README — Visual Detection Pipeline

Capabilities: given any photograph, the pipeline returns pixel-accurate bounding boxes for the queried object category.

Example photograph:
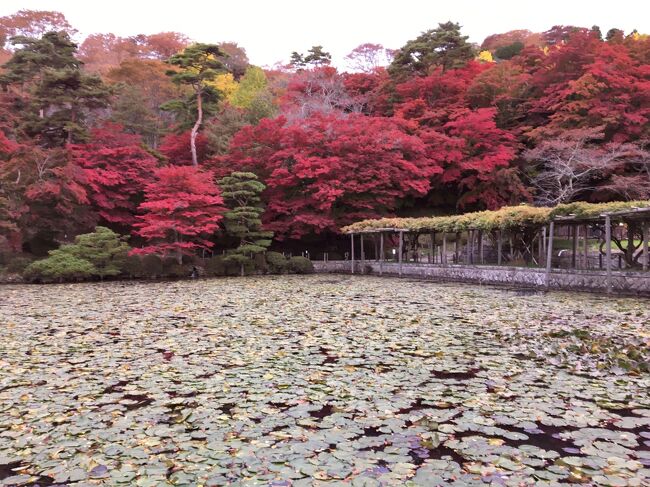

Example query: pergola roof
[343,201,650,234]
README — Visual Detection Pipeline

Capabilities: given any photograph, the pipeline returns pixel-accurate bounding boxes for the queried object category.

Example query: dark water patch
[121,393,154,410]
[102,379,129,394]
[318,347,338,364]
[503,424,583,456]
[0,461,23,480]
[363,426,383,437]
[0,463,57,486]
[220,403,236,416]
[396,398,429,415]
[409,443,465,466]
[431,368,481,380]
[310,404,334,419]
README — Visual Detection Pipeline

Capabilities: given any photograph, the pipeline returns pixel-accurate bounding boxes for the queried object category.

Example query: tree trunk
[240,262,244,277]
[190,90,203,167]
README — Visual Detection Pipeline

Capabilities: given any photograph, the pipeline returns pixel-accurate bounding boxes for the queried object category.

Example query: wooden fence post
[360,234,365,274]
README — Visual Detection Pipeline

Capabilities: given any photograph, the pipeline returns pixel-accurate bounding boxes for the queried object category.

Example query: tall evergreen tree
[0,32,111,146]
[389,21,475,79]
[218,171,272,276]
[163,43,227,166]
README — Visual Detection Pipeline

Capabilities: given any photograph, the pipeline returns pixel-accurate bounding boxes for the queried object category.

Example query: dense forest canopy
[0,10,648,261]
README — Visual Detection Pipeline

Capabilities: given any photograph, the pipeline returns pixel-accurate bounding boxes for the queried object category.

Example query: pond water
[0,275,648,486]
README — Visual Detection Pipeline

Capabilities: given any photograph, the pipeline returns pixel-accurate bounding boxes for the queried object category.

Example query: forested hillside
[0,10,648,262]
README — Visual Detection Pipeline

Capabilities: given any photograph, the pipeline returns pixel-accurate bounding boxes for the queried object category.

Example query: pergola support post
[455,232,460,264]
[643,222,650,271]
[583,224,588,269]
[605,215,612,293]
[497,230,503,266]
[360,234,365,274]
[428,232,434,264]
[350,233,355,274]
[572,225,578,269]
[478,230,484,265]
[398,231,404,276]
[379,232,384,275]
[545,221,555,288]
[442,233,447,266]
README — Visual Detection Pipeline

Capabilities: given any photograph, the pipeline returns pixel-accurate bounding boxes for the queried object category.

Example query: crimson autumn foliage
[132,165,225,262]
[70,124,158,231]
[223,114,439,239]
[159,130,210,166]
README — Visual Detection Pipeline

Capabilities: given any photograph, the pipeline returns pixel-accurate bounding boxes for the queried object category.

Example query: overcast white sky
[2,0,649,68]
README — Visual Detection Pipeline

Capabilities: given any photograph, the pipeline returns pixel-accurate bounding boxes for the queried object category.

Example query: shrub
[166,263,191,278]
[122,255,145,278]
[24,250,96,282]
[141,254,163,278]
[162,257,180,276]
[69,227,130,279]
[253,253,268,274]
[6,256,34,274]
[205,255,226,276]
[266,251,288,274]
[288,256,314,274]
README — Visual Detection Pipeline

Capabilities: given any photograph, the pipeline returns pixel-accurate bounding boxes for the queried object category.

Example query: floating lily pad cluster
[0,276,648,486]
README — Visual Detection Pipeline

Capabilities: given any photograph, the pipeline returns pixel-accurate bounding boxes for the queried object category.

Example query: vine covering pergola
[341,201,650,291]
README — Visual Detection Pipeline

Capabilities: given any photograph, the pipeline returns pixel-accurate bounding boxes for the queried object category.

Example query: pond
[0,275,648,486]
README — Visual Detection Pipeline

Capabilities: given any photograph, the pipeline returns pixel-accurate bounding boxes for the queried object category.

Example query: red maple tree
[159,130,210,166]
[132,165,225,262]
[70,124,158,231]
[223,114,439,239]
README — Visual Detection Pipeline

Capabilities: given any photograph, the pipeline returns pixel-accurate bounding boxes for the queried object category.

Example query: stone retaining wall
[312,261,650,296]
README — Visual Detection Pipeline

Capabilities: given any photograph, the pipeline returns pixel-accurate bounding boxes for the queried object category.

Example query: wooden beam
[379,232,384,275]
[468,230,474,265]
[455,232,460,264]
[350,233,355,274]
[398,231,404,276]
[478,230,484,264]
[545,221,554,288]
[428,232,433,264]
[605,215,612,293]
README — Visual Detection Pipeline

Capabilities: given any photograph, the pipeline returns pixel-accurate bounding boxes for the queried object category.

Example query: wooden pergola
[549,207,650,291]
[345,206,650,293]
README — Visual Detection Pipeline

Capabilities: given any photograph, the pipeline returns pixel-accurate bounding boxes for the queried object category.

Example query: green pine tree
[218,172,273,276]
[69,226,130,280]
[388,21,475,79]
[0,32,112,147]
[162,43,227,166]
